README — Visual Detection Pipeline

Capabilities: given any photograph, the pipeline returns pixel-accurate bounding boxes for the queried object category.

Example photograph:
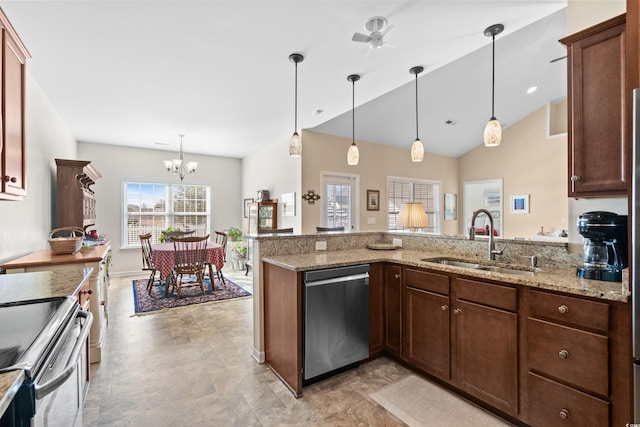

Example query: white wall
[78,142,242,275]
[0,73,77,265]
[241,138,302,233]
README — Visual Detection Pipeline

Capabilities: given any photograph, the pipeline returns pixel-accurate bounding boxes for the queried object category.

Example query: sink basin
[420,257,538,276]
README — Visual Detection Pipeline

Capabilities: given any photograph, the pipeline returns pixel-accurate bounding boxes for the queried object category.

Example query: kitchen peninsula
[254,232,632,426]
[1,244,111,363]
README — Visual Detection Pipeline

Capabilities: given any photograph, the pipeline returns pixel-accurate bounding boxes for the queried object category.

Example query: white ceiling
[2,1,567,159]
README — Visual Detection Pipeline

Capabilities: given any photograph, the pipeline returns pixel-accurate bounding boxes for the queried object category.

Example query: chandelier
[163,134,197,181]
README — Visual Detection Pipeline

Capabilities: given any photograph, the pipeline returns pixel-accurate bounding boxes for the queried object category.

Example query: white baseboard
[253,347,265,364]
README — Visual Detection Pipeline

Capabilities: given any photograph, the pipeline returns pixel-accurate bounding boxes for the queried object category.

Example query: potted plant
[228,227,243,242]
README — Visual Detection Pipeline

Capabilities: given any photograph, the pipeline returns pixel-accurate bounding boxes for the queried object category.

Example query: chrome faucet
[469,209,504,261]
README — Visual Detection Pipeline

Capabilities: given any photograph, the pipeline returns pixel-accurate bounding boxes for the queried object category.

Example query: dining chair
[171,235,209,298]
[162,229,196,242]
[139,233,161,295]
[206,230,228,285]
[316,226,345,232]
[258,227,294,234]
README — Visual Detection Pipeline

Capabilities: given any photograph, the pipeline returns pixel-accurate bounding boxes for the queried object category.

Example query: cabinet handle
[441,305,448,311]
[559,409,570,420]
[570,175,581,182]
[559,349,569,359]
[394,273,400,280]
[80,289,93,295]
[558,305,569,314]
[453,308,461,315]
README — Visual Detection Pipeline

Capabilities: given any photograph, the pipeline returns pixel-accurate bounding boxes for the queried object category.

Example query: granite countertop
[0,268,92,419]
[262,248,629,303]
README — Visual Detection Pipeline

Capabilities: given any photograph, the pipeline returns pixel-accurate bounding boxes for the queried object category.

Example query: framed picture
[444,193,457,220]
[510,194,529,214]
[367,190,380,211]
[243,198,254,218]
[282,192,296,217]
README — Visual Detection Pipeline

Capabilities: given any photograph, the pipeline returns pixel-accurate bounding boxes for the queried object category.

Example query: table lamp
[397,202,429,233]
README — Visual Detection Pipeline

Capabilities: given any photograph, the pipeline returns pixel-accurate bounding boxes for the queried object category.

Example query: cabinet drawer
[528,318,608,396]
[527,372,609,427]
[528,289,609,332]
[404,268,449,295]
[456,278,517,312]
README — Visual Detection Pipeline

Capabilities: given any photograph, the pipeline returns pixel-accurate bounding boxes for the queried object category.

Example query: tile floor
[82,267,508,427]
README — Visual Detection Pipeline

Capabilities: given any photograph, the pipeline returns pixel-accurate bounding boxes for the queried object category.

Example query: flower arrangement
[232,240,247,258]
[228,227,243,242]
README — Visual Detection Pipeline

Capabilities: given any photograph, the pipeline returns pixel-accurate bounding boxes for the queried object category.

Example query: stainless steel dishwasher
[303,264,369,381]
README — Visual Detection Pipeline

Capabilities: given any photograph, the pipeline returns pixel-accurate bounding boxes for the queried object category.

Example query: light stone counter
[262,248,629,303]
[0,370,24,422]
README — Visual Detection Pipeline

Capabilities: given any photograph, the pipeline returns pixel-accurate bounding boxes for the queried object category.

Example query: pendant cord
[352,79,355,144]
[294,61,298,132]
[415,73,419,139]
[491,33,495,118]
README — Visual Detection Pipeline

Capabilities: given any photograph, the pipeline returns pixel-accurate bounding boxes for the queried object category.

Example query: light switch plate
[315,241,327,251]
[392,238,402,247]
[367,217,376,224]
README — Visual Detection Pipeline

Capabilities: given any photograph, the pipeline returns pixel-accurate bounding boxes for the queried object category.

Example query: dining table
[151,242,225,297]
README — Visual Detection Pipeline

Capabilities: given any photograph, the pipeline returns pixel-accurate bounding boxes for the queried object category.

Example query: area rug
[369,375,510,427]
[132,276,251,315]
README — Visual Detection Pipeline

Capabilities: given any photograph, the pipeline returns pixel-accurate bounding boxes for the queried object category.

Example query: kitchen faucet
[469,209,505,260]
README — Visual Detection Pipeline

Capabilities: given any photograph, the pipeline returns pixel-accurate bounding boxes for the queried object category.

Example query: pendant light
[409,66,424,162]
[289,53,304,157]
[483,23,504,147]
[347,74,360,166]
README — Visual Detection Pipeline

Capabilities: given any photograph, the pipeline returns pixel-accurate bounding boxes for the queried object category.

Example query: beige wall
[567,0,625,33]
[0,73,77,265]
[301,130,459,235]
[459,103,568,239]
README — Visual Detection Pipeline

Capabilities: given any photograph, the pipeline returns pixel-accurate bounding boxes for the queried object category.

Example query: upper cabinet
[561,14,627,198]
[0,8,29,201]
[247,200,278,234]
[55,159,101,229]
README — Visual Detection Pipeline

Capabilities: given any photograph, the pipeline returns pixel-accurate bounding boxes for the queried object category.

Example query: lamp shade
[397,202,429,230]
[347,142,359,165]
[411,138,424,162]
[290,131,302,157]
[483,118,502,147]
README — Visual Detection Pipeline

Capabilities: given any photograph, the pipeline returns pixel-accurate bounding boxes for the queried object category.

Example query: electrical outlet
[392,238,402,247]
[315,241,327,251]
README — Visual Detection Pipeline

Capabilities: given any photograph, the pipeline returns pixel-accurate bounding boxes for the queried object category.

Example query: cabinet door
[368,263,384,357]
[562,16,627,196]
[0,26,27,199]
[383,264,402,358]
[453,299,518,415]
[404,286,450,380]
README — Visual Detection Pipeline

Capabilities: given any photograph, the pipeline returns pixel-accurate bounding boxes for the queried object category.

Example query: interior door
[321,173,358,231]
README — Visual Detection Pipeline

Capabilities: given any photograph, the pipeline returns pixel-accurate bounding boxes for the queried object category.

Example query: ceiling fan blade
[352,32,371,43]
[380,24,394,37]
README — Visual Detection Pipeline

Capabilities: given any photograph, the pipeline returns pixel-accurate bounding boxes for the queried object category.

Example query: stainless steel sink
[421,257,539,276]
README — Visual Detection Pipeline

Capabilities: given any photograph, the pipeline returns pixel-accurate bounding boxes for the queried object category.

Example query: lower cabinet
[402,268,518,416]
[368,263,384,357]
[384,264,403,358]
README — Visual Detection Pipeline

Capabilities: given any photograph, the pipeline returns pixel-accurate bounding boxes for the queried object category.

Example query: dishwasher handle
[304,272,369,287]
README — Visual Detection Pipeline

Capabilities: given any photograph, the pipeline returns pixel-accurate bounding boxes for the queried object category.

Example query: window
[387,177,441,233]
[321,172,358,231]
[123,182,210,247]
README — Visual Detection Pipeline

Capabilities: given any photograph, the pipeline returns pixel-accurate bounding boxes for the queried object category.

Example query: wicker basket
[49,227,84,255]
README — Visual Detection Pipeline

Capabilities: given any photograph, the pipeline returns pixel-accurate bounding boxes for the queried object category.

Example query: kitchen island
[254,232,631,426]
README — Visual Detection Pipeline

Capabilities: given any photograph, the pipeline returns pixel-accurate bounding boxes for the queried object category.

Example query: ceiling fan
[352,16,395,49]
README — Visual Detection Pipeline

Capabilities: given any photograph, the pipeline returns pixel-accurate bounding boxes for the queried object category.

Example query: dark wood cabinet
[248,200,278,234]
[368,263,384,357]
[383,264,402,357]
[403,268,450,380]
[561,14,627,197]
[55,159,101,229]
[0,9,29,201]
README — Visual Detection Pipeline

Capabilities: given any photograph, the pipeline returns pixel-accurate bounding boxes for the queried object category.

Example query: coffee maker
[576,211,628,282]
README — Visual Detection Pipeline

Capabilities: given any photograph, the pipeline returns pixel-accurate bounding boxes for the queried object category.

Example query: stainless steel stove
[0,296,92,427]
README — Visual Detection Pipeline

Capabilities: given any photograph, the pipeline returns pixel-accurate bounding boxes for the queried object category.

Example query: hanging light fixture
[163,134,198,182]
[483,23,504,147]
[409,65,424,162]
[347,74,360,166]
[289,53,304,157]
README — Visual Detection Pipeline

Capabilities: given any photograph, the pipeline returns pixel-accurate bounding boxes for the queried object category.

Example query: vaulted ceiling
[3,1,567,159]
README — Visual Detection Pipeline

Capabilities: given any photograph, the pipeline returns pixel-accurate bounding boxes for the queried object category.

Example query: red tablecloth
[151,242,224,278]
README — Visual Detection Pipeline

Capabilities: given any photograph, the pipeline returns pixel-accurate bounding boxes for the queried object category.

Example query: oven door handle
[35,310,93,399]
